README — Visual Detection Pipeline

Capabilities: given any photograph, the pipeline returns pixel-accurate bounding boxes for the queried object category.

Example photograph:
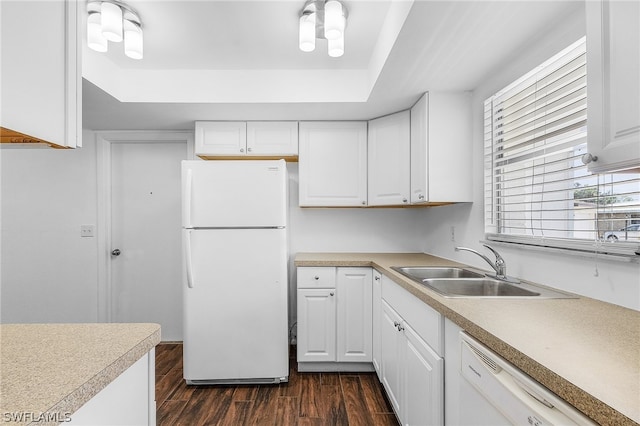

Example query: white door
[246,121,299,156]
[194,121,247,156]
[297,288,337,362]
[183,228,288,381]
[110,141,187,341]
[368,110,411,206]
[372,271,382,375]
[381,300,403,417]
[336,267,372,362]
[404,322,444,426]
[298,121,368,207]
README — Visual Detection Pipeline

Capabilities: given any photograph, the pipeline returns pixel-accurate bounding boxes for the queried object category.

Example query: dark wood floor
[155,343,399,426]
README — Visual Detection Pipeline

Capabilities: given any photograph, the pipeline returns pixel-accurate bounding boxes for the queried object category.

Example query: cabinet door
[380,301,403,417]
[410,93,429,203]
[297,288,337,362]
[195,121,247,156]
[1,0,81,148]
[246,121,298,156]
[336,268,372,362]
[403,322,444,426]
[586,0,640,173]
[372,271,382,375]
[299,121,368,206]
[410,92,472,203]
[368,111,411,206]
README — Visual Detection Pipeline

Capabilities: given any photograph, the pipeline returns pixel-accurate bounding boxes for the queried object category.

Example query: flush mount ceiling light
[299,0,348,57]
[87,0,143,59]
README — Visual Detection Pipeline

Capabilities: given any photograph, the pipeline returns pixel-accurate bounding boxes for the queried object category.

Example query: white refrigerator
[181,160,289,385]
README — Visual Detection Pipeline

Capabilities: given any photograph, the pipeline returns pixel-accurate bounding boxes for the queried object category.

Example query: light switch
[80,225,95,238]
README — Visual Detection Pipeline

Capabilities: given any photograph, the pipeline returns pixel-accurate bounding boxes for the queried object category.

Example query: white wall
[0,136,427,325]
[1,130,99,322]
[416,7,640,311]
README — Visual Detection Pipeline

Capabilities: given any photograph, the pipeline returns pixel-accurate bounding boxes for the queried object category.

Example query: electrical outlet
[80,225,95,238]
[450,226,456,242]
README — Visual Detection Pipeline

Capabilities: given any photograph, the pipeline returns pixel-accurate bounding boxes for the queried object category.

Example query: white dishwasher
[458,332,595,426]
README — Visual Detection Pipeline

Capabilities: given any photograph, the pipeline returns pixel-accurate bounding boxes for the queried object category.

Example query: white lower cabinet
[297,267,373,371]
[381,276,444,426]
[372,270,382,375]
[297,288,337,362]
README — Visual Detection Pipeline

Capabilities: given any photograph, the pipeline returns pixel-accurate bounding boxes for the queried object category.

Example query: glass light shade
[101,2,123,42]
[87,12,108,52]
[328,34,344,57]
[324,0,344,40]
[299,13,316,52]
[124,20,143,59]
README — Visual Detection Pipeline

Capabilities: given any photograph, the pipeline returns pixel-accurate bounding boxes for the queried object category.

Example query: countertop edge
[294,253,639,426]
[38,326,161,426]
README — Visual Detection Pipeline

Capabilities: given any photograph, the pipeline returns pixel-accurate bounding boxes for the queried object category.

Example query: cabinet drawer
[382,275,443,356]
[297,267,336,288]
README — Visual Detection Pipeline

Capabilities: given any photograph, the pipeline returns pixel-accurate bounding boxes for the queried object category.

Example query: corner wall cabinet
[410,92,472,203]
[297,267,373,371]
[298,122,368,207]
[0,0,81,148]
[195,121,298,160]
[368,110,411,206]
[380,275,444,425]
[586,0,640,173]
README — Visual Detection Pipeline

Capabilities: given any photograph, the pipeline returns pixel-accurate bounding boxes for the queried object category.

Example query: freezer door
[182,160,287,228]
[183,228,289,382]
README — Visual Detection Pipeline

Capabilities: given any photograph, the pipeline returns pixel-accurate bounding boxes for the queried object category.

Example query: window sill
[482,237,640,263]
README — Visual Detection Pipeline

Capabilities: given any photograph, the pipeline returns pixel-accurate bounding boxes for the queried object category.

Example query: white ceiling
[83,0,584,130]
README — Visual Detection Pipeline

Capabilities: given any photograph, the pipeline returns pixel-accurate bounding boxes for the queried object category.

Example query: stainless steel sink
[391,266,576,299]
[392,266,484,280]
[421,278,540,297]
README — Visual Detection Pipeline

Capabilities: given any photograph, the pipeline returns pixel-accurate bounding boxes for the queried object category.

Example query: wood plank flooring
[155,343,399,426]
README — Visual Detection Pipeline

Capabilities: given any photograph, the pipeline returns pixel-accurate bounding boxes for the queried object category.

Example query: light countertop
[0,323,160,426]
[295,252,640,426]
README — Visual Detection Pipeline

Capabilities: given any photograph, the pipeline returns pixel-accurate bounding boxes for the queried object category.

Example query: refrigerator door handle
[185,168,193,228]
[185,230,194,288]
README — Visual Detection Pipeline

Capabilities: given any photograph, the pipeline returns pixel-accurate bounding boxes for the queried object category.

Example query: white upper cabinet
[247,121,298,156]
[299,121,368,207]
[410,92,473,203]
[1,0,81,148]
[368,111,411,206]
[586,0,640,173]
[196,122,247,156]
[195,121,298,159]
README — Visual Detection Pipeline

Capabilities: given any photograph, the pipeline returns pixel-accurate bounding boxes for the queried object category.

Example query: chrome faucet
[455,244,520,283]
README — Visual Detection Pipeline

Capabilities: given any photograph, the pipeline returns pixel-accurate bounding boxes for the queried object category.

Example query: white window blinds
[484,37,640,258]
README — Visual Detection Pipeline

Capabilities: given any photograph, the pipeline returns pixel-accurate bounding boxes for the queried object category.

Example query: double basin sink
[391,266,575,299]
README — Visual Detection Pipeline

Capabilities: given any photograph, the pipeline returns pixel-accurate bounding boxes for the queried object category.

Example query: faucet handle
[482,244,504,264]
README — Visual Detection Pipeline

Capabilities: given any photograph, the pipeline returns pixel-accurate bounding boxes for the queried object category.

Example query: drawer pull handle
[314,276,319,280]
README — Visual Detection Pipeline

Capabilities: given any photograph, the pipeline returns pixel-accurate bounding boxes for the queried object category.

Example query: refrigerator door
[183,228,289,383]
[182,160,287,228]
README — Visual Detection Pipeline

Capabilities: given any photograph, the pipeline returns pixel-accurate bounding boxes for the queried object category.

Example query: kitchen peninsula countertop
[0,323,160,426]
[295,252,640,426]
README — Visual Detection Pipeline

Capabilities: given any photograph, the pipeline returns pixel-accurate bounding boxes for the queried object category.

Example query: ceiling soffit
[82,0,414,104]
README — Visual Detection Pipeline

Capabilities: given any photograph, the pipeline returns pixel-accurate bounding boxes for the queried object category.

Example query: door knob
[111,249,121,256]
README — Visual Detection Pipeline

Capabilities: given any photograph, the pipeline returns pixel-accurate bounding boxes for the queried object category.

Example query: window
[484,37,640,258]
